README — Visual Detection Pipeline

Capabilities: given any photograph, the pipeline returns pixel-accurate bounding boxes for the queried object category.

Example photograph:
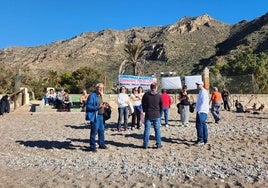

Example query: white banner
[118,75,157,90]
[161,76,182,89]
[185,75,202,90]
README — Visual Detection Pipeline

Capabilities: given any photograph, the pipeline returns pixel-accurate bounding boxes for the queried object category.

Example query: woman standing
[178,85,190,125]
[130,87,142,130]
[138,86,145,126]
[117,86,130,131]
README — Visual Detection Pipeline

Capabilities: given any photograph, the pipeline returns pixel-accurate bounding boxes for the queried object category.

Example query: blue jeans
[117,106,129,130]
[90,114,105,149]
[143,117,161,148]
[211,102,221,122]
[195,112,208,143]
[160,108,169,125]
[44,97,56,105]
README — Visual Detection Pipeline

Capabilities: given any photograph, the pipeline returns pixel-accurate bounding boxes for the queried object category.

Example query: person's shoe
[194,142,204,146]
[88,147,97,152]
[156,144,162,149]
[99,145,108,149]
[142,146,148,149]
[165,124,169,127]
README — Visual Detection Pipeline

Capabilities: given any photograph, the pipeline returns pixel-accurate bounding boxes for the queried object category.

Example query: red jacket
[161,93,172,108]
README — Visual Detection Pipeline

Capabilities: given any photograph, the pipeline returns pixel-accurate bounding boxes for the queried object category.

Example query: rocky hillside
[0,13,267,84]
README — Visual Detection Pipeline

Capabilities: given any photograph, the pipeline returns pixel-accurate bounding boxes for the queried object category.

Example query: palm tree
[119,41,145,76]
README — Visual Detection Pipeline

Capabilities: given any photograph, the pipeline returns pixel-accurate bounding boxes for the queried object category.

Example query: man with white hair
[85,83,108,152]
[195,81,209,146]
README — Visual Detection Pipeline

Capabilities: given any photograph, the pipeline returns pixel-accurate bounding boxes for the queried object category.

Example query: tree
[119,41,145,76]
[60,67,105,94]
[45,70,61,89]
[221,49,268,93]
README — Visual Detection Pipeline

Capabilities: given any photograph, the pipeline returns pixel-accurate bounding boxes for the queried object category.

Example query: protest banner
[118,75,157,90]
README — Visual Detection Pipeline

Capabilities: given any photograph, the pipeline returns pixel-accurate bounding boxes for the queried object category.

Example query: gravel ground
[0,102,267,188]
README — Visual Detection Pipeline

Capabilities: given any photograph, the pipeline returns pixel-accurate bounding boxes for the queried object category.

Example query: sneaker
[194,142,204,146]
[165,124,169,127]
[45,104,49,106]
[99,145,108,149]
[156,144,163,149]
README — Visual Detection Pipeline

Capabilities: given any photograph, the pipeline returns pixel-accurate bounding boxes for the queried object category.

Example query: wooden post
[203,67,210,92]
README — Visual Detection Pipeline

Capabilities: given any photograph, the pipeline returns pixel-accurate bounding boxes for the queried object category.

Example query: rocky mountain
[0,13,267,84]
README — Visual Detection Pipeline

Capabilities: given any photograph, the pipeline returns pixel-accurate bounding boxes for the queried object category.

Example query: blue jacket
[85,91,100,122]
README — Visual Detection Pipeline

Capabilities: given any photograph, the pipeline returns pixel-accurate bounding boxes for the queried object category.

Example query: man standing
[85,83,108,152]
[160,89,173,127]
[221,87,230,111]
[195,81,210,146]
[142,83,162,149]
[210,87,223,124]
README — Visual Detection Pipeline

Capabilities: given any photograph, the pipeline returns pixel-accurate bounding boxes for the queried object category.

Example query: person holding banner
[178,85,190,126]
[117,86,130,132]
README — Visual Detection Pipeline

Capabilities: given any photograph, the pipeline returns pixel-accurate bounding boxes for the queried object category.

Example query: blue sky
[0,0,267,49]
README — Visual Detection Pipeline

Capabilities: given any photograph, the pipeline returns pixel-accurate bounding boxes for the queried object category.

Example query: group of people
[116,86,144,132]
[42,82,234,151]
[44,88,89,112]
[85,81,218,152]
[44,88,72,112]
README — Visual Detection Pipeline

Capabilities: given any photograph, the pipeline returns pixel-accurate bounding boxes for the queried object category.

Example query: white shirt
[130,93,142,106]
[195,88,210,114]
[117,93,129,108]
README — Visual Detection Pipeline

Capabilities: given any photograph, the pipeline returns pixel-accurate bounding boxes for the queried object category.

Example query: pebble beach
[0,103,267,188]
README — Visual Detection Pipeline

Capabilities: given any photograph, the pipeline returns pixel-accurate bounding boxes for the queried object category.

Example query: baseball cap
[195,81,204,85]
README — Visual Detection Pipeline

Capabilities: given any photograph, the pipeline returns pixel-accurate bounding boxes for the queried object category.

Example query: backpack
[103,103,112,121]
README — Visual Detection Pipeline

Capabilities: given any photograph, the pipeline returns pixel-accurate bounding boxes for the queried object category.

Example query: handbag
[176,103,180,114]
[189,102,196,113]
[128,103,134,114]
[103,102,112,121]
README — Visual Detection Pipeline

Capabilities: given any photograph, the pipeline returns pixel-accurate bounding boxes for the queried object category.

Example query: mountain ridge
[0,13,267,84]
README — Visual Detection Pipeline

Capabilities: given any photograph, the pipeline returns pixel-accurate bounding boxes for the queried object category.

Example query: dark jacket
[142,91,162,119]
[0,95,10,115]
